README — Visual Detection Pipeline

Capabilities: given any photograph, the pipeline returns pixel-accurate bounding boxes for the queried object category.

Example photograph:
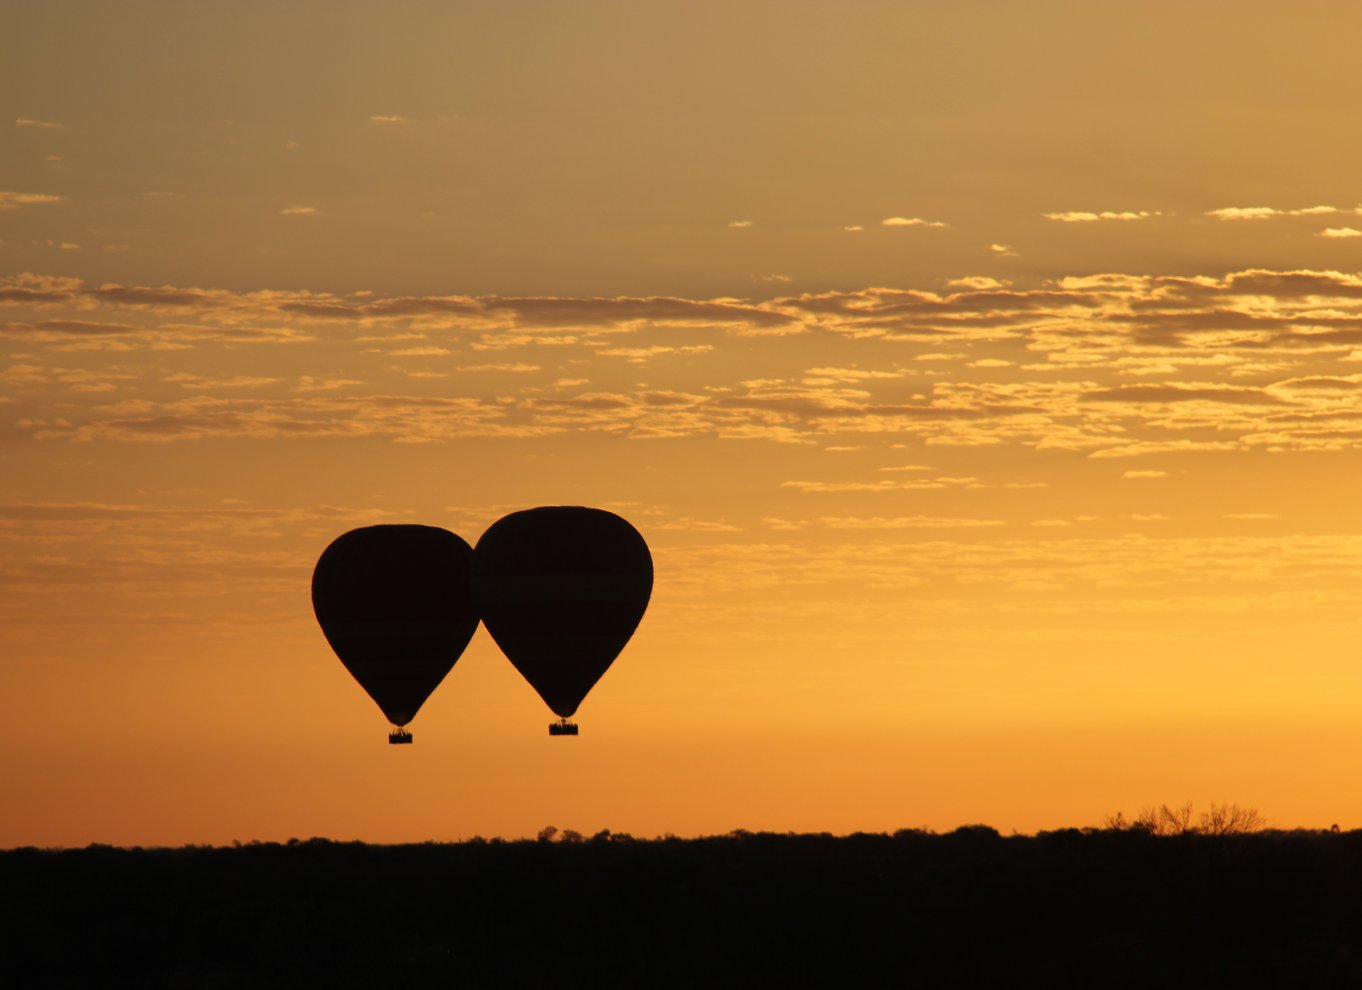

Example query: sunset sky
[6,1,1362,847]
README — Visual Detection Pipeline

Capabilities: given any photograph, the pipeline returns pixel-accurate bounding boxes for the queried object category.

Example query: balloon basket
[388,729,413,745]
[549,719,579,737]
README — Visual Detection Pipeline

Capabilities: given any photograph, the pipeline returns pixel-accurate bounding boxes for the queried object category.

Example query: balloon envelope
[312,525,479,727]
[473,506,652,719]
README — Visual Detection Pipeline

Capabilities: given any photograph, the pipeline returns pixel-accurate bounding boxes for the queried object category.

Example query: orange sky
[5,1,1362,846]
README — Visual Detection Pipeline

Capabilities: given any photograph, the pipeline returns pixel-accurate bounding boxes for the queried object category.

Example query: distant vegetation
[5,825,1362,987]
[1105,801,1268,836]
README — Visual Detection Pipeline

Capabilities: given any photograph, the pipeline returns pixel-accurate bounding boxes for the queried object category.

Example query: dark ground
[4,827,1361,988]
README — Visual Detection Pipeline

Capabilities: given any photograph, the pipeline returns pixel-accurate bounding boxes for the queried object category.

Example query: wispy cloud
[781,476,983,493]
[9,267,1362,456]
[881,216,946,228]
[947,276,1006,290]
[367,113,457,125]
[0,192,63,211]
[1320,227,1362,239]
[279,205,318,216]
[766,514,1004,529]
[1042,210,1158,222]
[15,117,63,129]
[728,220,753,228]
[387,346,450,356]
[456,363,541,373]
[1206,205,1341,220]
[597,344,714,363]
[164,373,283,390]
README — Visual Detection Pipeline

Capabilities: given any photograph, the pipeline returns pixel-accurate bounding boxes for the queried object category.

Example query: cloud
[803,367,903,382]
[13,319,144,337]
[989,243,1017,256]
[781,475,982,493]
[0,273,82,302]
[164,373,283,390]
[4,276,800,336]
[1320,228,1362,239]
[596,344,714,363]
[23,394,546,443]
[1083,384,1289,405]
[766,515,1004,529]
[456,363,541,373]
[367,113,457,126]
[295,376,363,392]
[1088,441,1240,459]
[947,277,1007,290]
[1042,211,1158,222]
[279,205,318,216]
[651,517,743,532]
[10,266,1362,456]
[1122,470,1168,479]
[881,216,946,228]
[844,225,864,232]
[488,295,799,335]
[15,117,63,129]
[1219,268,1362,298]
[1206,207,1279,220]
[728,220,753,228]
[1206,205,1341,220]
[0,192,63,211]
[387,346,451,356]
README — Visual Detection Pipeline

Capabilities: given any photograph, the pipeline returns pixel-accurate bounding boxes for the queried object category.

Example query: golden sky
[5,1,1362,846]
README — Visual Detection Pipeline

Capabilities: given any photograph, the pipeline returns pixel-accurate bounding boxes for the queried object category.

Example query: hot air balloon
[312,525,480,744]
[473,506,652,736]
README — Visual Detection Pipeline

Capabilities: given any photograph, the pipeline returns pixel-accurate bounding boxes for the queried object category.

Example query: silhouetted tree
[1106,802,1266,836]
[1147,802,1195,835]
[1198,803,1266,835]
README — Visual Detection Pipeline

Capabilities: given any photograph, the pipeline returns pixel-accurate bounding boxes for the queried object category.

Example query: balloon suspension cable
[388,728,413,745]
[549,718,579,736]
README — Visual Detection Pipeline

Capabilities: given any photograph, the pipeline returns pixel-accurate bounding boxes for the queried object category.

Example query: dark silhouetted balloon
[312,525,479,732]
[473,506,652,722]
